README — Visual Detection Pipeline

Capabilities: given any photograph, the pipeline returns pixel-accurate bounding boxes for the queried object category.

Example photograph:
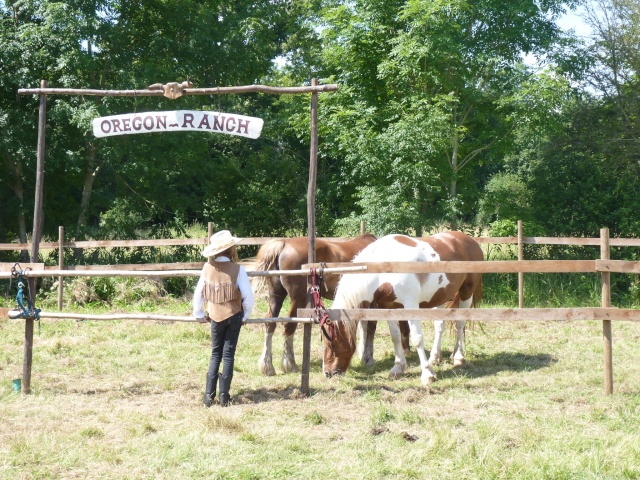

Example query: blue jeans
[205,311,243,403]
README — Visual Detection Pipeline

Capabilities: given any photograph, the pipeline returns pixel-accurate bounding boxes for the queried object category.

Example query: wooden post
[23,79,47,395]
[57,226,64,310]
[207,221,213,240]
[518,220,524,308]
[360,221,366,235]
[301,78,319,396]
[601,227,613,395]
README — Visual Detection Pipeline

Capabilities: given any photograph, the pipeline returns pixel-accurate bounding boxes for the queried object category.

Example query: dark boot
[218,373,232,406]
[203,372,217,408]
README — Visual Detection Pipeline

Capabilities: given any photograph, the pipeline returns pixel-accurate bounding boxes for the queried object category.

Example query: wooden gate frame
[16,79,338,396]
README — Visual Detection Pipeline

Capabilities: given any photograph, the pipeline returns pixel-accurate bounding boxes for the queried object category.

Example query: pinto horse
[253,233,399,376]
[322,231,483,385]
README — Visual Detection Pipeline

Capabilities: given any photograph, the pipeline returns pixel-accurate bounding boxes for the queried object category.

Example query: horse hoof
[453,358,466,367]
[388,371,404,380]
[282,363,300,374]
[360,357,375,367]
[259,362,276,377]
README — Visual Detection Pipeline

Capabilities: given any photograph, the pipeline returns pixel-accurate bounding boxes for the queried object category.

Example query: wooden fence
[2,221,640,310]
[2,223,640,396]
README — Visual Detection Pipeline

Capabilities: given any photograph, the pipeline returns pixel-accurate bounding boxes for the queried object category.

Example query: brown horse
[252,234,389,376]
[322,231,483,385]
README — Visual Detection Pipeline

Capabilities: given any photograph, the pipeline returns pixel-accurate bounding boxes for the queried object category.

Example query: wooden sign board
[93,110,263,139]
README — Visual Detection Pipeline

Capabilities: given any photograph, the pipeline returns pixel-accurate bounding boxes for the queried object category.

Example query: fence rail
[2,225,639,397]
[3,235,640,252]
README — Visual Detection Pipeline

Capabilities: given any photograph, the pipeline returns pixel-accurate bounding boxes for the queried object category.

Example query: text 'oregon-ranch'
[92,111,264,139]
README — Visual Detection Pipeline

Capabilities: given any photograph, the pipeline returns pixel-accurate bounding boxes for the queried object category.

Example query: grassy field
[2,288,640,479]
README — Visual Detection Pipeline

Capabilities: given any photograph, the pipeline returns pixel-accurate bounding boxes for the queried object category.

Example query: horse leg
[259,323,277,376]
[258,290,285,377]
[429,316,445,366]
[399,321,410,355]
[452,297,473,367]
[404,315,435,385]
[282,319,299,373]
[387,320,408,379]
[281,295,305,373]
[358,321,377,366]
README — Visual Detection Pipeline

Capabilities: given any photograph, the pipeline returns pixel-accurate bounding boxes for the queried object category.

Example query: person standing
[193,230,254,407]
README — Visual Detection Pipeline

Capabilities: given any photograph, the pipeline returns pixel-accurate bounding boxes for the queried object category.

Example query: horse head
[321,321,356,377]
[321,298,368,377]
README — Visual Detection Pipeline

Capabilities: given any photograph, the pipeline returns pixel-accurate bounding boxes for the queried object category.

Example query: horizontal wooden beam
[596,260,640,274]
[0,263,44,272]
[303,260,598,273]
[3,236,640,252]
[0,236,357,251]
[2,309,315,323]
[298,308,640,322]
[3,307,638,323]
[0,265,367,279]
[17,84,339,97]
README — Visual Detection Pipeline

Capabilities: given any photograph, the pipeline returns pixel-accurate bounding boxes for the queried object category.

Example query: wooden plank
[0,263,45,272]
[0,236,362,251]
[57,262,206,271]
[9,311,315,324]
[303,260,596,273]
[596,259,640,274]
[18,84,339,97]
[298,307,640,322]
[2,235,640,251]
[0,265,367,279]
[0,269,201,279]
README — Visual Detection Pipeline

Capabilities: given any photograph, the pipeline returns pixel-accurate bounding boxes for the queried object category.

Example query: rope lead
[9,263,41,330]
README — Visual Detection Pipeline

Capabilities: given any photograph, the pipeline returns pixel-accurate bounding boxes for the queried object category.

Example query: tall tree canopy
[2,0,639,249]
[314,0,578,235]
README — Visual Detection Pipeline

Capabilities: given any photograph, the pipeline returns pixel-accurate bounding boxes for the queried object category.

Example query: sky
[557,6,593,38]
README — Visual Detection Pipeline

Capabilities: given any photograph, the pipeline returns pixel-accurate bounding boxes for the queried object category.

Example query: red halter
[310,266,335,342]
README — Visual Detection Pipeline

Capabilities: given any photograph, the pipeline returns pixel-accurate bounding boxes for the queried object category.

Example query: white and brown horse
[253,234,410,375]
[322,231,483,385]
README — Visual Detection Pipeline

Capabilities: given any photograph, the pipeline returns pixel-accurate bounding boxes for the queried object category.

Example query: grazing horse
[253,234,386,376]
[322,231,483,385]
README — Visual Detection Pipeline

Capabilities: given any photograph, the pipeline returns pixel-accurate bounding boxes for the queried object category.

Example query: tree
[0,0,320,245]
[316,0,577,233]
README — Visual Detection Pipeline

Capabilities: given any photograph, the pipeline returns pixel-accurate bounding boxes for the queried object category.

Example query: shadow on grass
[349,349,556,383]
[231,351,557,404]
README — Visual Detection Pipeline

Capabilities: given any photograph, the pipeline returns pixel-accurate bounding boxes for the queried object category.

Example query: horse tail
[251,239,286,297]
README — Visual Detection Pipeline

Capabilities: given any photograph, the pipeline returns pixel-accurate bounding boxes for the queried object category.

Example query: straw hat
[202,230,242,258]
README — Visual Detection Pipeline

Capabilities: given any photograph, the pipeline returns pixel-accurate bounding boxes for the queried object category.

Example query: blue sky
[557,6,593,37]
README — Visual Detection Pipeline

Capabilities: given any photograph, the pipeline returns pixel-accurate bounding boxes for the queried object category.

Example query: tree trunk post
[600,227,613,396]
[302,78,319,396]
[518,220,524,309]
[23,79,47,395]
[57,226,64,310]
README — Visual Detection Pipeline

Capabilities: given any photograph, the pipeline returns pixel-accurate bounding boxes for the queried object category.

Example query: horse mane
[251,239,286,297]
[332,273,374,343]
[354,232,377,242]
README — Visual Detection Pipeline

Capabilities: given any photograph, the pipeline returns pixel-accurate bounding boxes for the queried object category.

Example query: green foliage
[1,0,640,252]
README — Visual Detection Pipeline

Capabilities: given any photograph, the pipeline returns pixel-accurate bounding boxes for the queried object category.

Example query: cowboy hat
[202,230,242,257]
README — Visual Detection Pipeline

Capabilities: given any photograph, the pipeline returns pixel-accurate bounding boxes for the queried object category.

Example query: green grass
[2,288,640,479]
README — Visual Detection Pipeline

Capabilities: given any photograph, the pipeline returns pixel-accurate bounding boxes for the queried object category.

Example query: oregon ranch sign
[92,110,264,139]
